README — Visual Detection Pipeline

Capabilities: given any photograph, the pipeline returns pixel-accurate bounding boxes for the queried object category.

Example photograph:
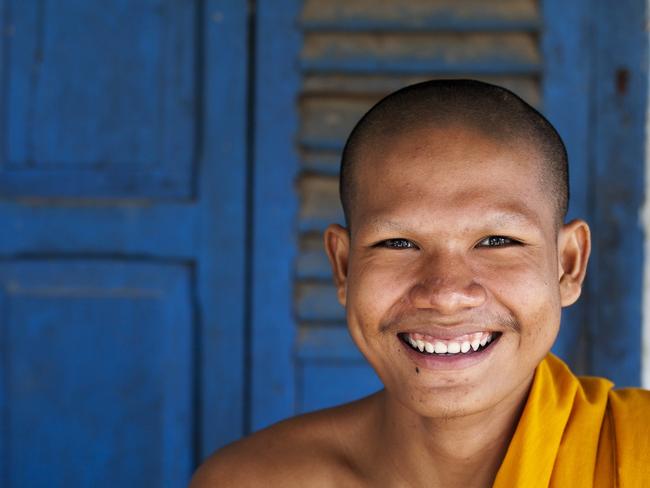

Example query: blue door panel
[0,260,193,487]
[543,0,593,371]
[0,3,250,482]
[1,0,196,198]
[298,362,382,414]
[295,327,382,414]
[586,0,646,386]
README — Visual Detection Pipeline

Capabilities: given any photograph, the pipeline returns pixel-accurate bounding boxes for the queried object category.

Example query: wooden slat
[296,282,345,322]
[300,96,377,150]
[302,32,540,75]
[296,233,332,281]
[302,0,539,32]
[298,175,342,231]
[296,325,363,360]
[302,74,540,107]
[300,79,540,152]
[301,150,341,176]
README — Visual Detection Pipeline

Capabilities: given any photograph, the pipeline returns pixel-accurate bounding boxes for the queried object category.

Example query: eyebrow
[477,209,541,228]
[366,206,541,233]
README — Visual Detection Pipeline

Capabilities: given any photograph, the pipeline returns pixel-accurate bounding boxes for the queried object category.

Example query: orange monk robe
[494,354,650,487]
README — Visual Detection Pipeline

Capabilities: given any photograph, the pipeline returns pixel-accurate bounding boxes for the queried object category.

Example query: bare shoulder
[190,395,378,488]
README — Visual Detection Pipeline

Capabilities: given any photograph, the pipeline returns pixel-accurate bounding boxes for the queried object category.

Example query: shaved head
[340,79,569,227]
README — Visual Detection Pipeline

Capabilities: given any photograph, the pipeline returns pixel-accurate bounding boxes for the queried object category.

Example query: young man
[191,80,650,487]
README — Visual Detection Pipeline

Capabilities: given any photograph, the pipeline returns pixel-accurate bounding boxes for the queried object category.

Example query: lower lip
[398,334,501,371]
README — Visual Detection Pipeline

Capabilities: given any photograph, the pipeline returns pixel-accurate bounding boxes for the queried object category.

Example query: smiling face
[325,125,590,419]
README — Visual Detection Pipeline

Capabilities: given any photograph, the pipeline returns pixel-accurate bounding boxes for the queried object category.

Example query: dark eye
[377,238,417,249]
[477,236,517,247]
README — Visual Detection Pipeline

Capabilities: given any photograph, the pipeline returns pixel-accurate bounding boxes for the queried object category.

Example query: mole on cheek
[415,367,420,374]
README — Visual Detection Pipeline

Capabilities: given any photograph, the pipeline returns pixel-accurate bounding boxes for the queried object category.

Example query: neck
[371,376,532,488]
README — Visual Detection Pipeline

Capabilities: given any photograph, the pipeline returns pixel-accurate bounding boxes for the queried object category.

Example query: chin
[393,380,501,420]
[374,352,538,422]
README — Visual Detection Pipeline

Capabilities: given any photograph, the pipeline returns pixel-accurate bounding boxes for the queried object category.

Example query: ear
[557,219,591,307]
[323,224,351,306]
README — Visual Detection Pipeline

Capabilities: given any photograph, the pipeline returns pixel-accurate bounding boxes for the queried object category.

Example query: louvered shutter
[252,0,645,429]
[297,0,548,414]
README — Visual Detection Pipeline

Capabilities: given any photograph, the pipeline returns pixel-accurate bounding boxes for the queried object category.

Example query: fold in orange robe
[493,354,650,487]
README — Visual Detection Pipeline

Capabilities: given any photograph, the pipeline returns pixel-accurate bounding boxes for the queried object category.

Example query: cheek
[482,252,560,305]
[484,259,561,344]
[348,258,412,314]
[345,258,415,357]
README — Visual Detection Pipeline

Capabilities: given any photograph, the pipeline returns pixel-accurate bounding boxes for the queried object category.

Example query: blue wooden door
[0,2,248,486]
[250,0,647,432]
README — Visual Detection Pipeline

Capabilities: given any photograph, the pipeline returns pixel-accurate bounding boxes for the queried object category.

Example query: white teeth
[407,333,496,355]
[434,341,448,354]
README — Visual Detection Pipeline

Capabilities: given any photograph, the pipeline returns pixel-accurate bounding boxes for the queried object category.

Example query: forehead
[352,125,554,230]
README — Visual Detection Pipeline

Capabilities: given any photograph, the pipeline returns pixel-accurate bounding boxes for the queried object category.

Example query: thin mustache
[379,311,521,334]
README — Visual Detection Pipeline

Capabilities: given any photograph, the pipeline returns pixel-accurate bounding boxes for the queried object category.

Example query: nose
[408,253,486,315]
